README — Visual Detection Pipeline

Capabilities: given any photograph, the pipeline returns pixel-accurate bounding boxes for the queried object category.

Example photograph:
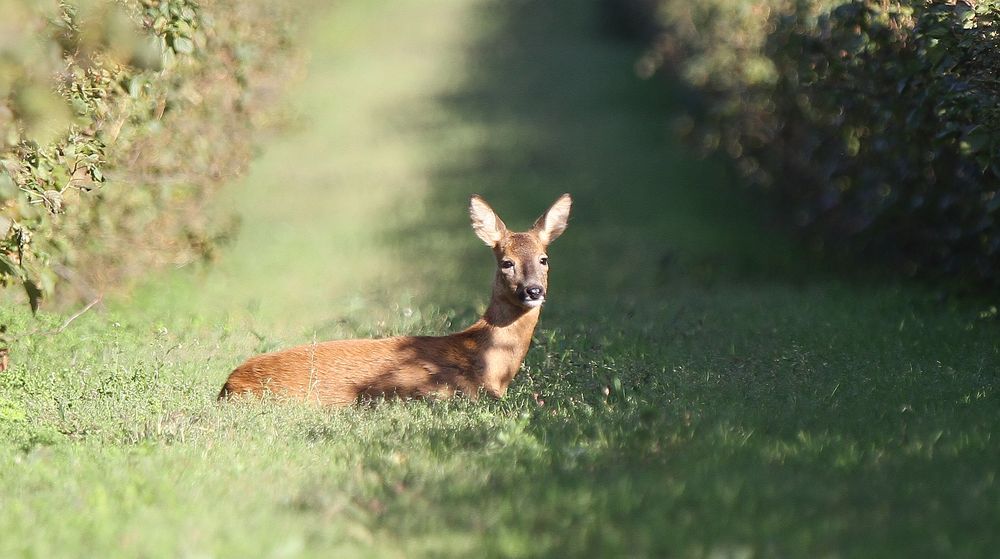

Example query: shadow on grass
[371,0,1000,556]
[391,0,824,301]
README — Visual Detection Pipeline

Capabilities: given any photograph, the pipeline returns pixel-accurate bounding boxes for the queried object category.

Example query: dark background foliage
[613,0,1000,289]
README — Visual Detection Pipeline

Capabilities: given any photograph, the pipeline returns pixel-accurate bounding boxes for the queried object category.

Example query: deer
[218,193,572,406]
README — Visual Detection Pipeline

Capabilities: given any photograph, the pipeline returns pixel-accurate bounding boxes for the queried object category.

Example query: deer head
[469,194,572,309]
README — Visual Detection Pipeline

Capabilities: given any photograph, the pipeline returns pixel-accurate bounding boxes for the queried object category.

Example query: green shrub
[0,0,303,319]
[629,0,1000,288]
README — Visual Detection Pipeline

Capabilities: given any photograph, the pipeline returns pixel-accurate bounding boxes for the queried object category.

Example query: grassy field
[2,0,999,557]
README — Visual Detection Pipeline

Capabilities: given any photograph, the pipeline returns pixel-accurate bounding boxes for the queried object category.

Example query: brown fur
[219,194,571,406]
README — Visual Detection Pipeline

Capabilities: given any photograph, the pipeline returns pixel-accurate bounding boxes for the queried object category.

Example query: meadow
[2,0,998,556]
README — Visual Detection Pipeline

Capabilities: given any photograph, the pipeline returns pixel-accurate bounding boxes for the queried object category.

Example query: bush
[0,0,304,318]
[629,0,1000,288]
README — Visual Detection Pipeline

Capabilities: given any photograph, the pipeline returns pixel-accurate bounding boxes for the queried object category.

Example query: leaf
[71,97,89,116]
[0,254,23,280]
[172,36,194,55]
[36,266,56,295]
[128,77,142,98]
[23,279,42,313]
[925,25,951,39]
[962,126,991,155]
[0,173,16,200]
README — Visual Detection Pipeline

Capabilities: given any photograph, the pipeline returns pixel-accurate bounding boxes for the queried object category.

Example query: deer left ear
[470,195,508,247]
[532,193,572,245]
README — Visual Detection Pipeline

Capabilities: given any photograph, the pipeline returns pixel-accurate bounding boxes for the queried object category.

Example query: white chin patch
[523,298,544,308]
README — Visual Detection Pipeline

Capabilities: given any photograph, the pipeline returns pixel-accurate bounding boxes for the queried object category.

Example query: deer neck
[463,278,541,393]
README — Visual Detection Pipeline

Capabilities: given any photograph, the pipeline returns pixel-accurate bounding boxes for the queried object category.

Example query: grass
[2,0,999,556]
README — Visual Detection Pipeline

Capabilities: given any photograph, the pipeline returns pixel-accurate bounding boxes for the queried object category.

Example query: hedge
[621,0,1000,288]
[0,0,303,325]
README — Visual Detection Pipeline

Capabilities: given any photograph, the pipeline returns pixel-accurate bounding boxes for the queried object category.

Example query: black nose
[525,286,544,300]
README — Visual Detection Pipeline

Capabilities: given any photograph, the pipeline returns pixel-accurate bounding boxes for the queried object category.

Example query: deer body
[219,194,571,406]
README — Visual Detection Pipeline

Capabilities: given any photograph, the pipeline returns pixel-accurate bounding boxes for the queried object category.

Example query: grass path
[2,0,999,557]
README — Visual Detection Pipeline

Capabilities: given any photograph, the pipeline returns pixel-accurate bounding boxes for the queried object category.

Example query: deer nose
[525,286,544,300]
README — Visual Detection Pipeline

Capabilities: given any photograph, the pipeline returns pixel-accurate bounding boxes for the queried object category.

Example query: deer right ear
[469,195,507,247]
[532,193,572,245]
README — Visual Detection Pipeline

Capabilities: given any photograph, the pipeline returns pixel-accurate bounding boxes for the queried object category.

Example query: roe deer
[219,194,572,406]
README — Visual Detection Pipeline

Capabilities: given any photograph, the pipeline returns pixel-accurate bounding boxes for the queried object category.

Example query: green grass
[2,0,999,557]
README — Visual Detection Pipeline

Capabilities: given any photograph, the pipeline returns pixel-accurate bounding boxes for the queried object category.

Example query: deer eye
[539,256,548,266]
[500,259,515,270]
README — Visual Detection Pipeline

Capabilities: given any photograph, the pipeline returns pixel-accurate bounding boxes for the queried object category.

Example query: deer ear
[532,193,572,245]
[469,195,507,247]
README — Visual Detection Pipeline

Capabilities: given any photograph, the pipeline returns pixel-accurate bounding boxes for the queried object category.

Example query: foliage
[0,0,302,320]
[630,0,1000,288]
